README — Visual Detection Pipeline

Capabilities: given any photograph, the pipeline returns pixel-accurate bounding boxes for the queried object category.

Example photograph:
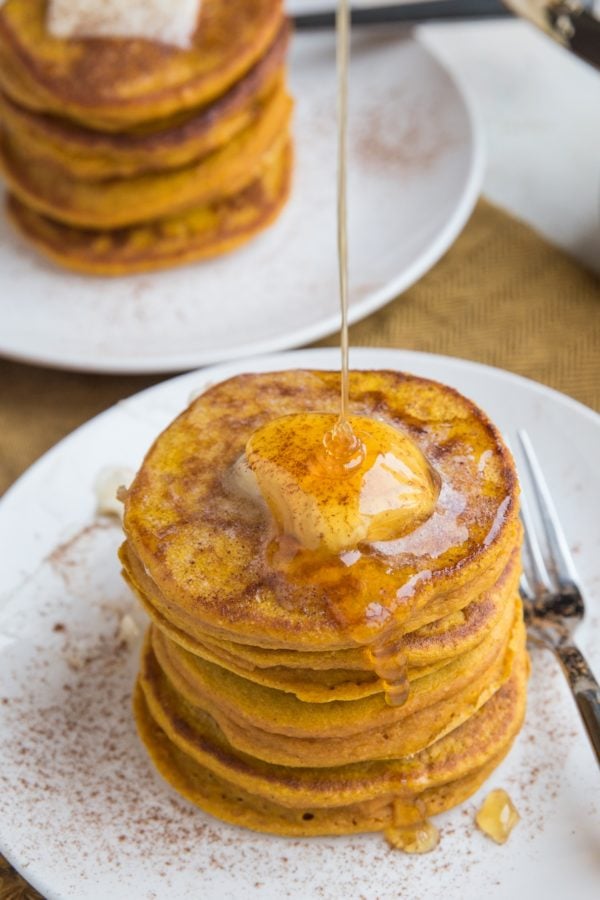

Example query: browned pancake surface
[7,139,293,275]
[122,370,519,649]
[0,21,290,179]
[0,0,284,128]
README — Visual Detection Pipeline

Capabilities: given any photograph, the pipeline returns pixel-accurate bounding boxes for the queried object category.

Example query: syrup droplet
[367,632,410,707]
[336,0,351,423]
[475,789,520,844]
[385,820,440,854]
[321,417,365,473]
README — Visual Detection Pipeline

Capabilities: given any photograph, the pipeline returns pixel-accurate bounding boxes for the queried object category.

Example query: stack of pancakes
[0,0,292,274]
[120,370,528,842]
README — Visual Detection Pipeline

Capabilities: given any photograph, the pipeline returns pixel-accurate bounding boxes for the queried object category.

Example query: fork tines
[517,429,580,596]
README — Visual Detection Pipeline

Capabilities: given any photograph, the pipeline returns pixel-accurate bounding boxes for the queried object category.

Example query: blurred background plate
[0,30,482,374]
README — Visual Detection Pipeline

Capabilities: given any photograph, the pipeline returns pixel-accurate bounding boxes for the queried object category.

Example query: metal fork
[517,429,600,766]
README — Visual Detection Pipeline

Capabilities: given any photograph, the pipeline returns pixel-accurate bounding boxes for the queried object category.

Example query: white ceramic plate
[0,33,482,374]
[1,348,599,900]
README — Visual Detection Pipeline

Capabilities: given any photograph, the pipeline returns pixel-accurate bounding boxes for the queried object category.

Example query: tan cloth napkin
[1,198,599,896]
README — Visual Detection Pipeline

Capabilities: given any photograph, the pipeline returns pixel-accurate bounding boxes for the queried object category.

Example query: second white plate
[0,30,482,373]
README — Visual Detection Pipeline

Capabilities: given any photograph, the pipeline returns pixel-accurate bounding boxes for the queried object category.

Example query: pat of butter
[94,465,135,519]
[47,0,203,49]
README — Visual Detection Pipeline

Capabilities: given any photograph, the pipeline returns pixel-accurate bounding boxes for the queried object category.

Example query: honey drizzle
[323,0,360,467]
[331,0,411,712]
[368,633,410,706]
[336,0,351,424]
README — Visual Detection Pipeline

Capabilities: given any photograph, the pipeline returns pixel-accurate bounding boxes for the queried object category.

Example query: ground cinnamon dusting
[0,518,596,894]
[354,85,457,174]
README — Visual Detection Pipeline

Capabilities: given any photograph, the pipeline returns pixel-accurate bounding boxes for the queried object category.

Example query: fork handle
[555,642,600,767]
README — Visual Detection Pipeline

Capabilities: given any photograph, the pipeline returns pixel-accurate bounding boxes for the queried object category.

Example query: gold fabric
[1,196,599,892]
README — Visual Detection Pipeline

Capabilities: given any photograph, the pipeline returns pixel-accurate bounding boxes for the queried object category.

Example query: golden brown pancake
[0,0,284,129]
[121,371,520,652]
[133,640,528,834]
[138,639,527,808]
[0,85,293,229]
[151,594,517,739]
[7,139,292,275]
[151,596,518,727]
[0,22,290,180]
[145,611,522,768]
[123,544,520,702]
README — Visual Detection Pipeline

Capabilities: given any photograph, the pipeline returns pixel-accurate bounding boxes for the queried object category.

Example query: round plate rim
[0,38,484,375]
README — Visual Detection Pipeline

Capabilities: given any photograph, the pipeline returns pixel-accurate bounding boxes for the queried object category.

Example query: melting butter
[47,0,202,48]
[244,413,440,554]
[94,466,134,519]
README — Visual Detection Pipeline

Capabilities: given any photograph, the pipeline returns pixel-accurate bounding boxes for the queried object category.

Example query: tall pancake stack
[120,370,528,846]
[0,0,292,274]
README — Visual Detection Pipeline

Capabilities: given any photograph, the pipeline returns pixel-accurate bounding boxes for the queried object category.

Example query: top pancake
[0,0,284,129]
[0,21,290,180]
[121,370,520,650]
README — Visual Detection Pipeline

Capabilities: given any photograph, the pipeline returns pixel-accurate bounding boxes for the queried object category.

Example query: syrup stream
[336,0,350,424]
[333,0,411,712]
[326,0,361,464]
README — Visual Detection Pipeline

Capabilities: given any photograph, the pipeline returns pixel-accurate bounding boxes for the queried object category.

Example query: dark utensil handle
[504,2,600,70]
[550,7,600,70]
[293,0,510,29]
[555,641,600,767]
